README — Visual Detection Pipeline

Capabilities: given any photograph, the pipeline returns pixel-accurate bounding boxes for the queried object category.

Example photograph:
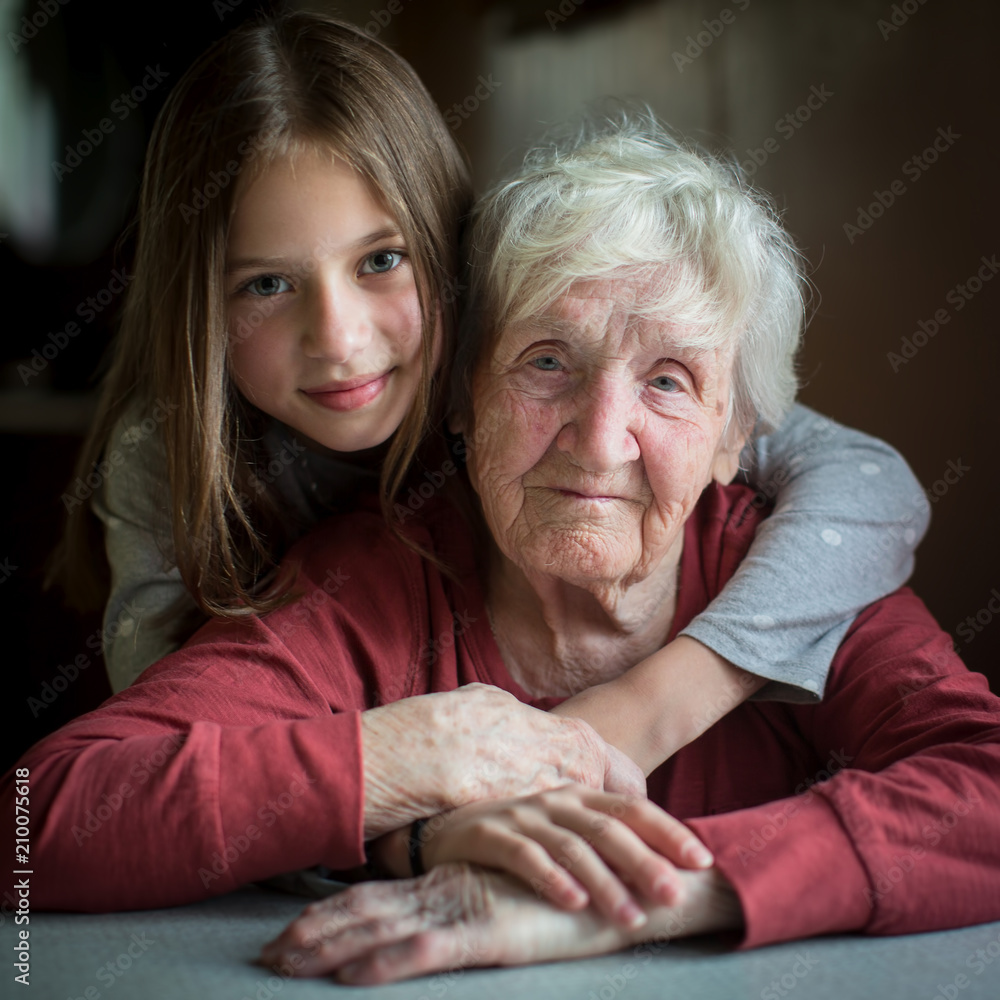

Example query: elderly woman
[257,115,1000,978]
[11,114,1000,981]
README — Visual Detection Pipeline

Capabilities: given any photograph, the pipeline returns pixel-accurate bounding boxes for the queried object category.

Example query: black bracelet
[362,841,379,879]
[408,818,428,877]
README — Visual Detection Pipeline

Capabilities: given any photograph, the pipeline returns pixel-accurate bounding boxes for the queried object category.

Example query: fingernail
[652,875,676,901]
[617,901,647,929]
[684,842,714,867]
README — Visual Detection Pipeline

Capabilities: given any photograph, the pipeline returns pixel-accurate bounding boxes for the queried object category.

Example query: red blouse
[7,484,1000,947]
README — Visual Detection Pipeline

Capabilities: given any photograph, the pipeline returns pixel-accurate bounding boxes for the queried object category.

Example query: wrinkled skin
[360,684,646,838]
[260,863,743,984]
[462,277,745,697]
[467,277,741,595]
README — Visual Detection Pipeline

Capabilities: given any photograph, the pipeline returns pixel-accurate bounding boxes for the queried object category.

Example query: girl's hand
[418,785,714,929]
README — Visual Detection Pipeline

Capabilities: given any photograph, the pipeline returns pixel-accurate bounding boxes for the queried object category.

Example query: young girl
[57,10,472,688]
[54,10,928,918]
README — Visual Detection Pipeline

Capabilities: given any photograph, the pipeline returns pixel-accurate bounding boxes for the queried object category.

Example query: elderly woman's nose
[555,384,641,471]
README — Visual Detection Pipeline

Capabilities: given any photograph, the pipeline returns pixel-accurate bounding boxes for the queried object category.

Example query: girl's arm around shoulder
[680,402,930,699]
[555,404,930,773]
[92,405,205,691]
[552,638,764,773]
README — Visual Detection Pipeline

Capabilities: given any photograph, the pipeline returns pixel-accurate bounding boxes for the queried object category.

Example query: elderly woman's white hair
[453,108,807,440]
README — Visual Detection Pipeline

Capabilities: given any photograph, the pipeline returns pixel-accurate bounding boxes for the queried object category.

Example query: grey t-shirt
[681,406,930,701]
[93,412,377,691]
[93,403,929,697]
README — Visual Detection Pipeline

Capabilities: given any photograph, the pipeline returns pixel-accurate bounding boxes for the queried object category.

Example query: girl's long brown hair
[52,10,472,618]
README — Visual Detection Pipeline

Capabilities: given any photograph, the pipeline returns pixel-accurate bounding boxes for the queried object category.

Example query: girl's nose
[301,279,373,365]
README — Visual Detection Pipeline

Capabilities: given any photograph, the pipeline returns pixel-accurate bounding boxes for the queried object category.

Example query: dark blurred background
[4,0,998,766]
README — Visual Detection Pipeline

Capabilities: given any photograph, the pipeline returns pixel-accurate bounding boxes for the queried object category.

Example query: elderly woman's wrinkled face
[467,275,744,590]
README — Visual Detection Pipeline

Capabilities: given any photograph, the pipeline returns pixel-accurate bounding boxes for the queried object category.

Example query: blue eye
[531,356,562,371]
[650,375,679,392]
[245,275,291,297]
[360,250,404,274]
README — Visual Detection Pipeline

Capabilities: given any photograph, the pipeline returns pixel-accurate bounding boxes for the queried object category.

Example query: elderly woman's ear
[710,425,751,485]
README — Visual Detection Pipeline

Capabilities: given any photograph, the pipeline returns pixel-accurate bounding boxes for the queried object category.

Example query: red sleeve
[688,588,1000,947]
[3,512,430,913]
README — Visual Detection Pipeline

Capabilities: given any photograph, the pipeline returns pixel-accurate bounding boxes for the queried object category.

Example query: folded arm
[687,590,1000,947]
[8,618,642,913]
[265,589,1000,978]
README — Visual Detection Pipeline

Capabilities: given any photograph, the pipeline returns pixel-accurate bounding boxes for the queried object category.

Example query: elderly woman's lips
[555,489,621,502]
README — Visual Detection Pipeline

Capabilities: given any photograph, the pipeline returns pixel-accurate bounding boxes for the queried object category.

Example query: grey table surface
[7,886,1000,1000]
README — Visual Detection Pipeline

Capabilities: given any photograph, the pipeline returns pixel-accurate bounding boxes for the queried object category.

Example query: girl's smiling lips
[302,371,392,411]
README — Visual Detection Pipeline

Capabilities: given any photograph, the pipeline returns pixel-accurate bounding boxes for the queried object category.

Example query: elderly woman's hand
[259,863,743,984]
[360,683,646,838]
[415,786,714,928]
